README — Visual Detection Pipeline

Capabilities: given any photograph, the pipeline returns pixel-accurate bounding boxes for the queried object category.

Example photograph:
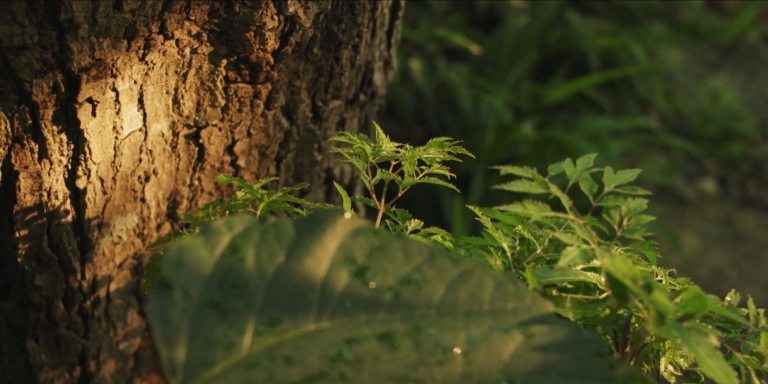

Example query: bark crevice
[0,1,403,383]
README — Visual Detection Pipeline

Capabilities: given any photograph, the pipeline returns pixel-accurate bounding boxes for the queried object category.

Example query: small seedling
[329,122,474,229]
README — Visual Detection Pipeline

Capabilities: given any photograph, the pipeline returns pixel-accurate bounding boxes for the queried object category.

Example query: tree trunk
[0,1,404,383]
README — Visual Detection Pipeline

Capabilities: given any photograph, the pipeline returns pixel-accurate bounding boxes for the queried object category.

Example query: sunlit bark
[0,1,403,382]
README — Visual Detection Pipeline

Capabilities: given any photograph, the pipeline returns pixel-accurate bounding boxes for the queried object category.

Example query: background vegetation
[380,0,768,307]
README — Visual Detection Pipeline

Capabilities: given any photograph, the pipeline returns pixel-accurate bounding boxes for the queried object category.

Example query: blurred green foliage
[382,0,768,236]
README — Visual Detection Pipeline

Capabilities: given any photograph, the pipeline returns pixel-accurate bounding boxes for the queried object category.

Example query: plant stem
[374,161,397,228]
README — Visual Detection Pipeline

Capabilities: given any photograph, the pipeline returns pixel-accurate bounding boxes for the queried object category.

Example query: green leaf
[565,154,597,187]
[514,225,541,251]
[543,65,654,105]
[586,217,610,235]
[491,165,540,179]
[467,205,512,258]
[563,158,576,180]
[660,324,738,384]
[725,2,762,43]
[148,210,646,384]
[603,168,642,191]
[414,176,461,193]
[333,181,353,215]
[579,174,598,202]
[557,246,595,268]
[552,232,584,247]
[493,179,550,194]
[569,221,598,243]
[330,148,368,174]
[602,207,621,232]
[621,198,649,219]
[626,214,656,227]
[523,263,542,290]
[466,205,528,228]
[214,174,262,194]
[534,266,605,288]
[494,200,554,217]
[612,186,652,196]
[373,121,391,145]
[626,241,661,266]
[547,161,565,177]
[620,227,651,241]
[372,168,400,185]
[351,196,377,210]
[748,296,759,328]
[597,195,627,207]
[676,286,709,322]
[548,182,575,212]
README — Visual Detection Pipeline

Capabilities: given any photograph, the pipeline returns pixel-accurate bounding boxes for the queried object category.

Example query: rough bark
[0,1,404,383]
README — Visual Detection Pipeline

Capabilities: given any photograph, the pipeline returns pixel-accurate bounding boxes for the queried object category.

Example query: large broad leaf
[148,210,648,384]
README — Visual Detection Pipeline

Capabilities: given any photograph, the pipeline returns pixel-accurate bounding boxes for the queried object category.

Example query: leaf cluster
[144,175,328,294]
[453,154,768,384]
[329,122,474,228]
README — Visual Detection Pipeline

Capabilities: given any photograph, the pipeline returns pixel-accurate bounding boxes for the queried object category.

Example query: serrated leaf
[626,214,656,227]
[557,246,595,268]
[373,121,391,145]
[491,165,540,179]
[147,210,646,384]
[330,149,368,174]
[372,168,400,185]
[597,195,627,207]
[523,263,542,290]
[627,241,661,266]
[415,177,460,193]
[567,222,596,244]
[553,232,584,247]
[514,225,541,250]
[493,179,550,194]
[466,205,529,228]
[621,198,649,219]
[548,182,574,212]
[214,174,265,194]
[333,181,353,215]
[351,196,377,209]
[621,227,651,241]
[579,174,598,202]
[603,168,642,191]
[749,296,759,328]
[548,161,565,177]
[677,286,709,322]
[587,217,610,235]
[467,205,512,258]
[494,200,554,217]
[566,154,598,189]
[563,158,576,179]
[612,186,652,196]
[534,266,605,288]
[659,324,738,384]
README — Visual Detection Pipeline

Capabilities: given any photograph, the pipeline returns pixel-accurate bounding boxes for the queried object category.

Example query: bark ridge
[0,1,404,383]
